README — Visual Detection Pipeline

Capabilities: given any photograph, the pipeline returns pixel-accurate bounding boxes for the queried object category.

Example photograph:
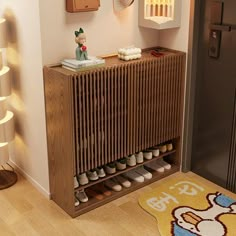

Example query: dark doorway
[190,0,236,192]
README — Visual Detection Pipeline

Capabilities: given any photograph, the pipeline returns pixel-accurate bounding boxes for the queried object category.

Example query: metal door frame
[182,0,200,172]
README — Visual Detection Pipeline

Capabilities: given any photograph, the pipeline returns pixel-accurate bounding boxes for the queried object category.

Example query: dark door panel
[191,0,236,190]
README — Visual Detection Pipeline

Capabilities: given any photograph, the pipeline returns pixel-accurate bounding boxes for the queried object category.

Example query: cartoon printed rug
[138,175,236,236]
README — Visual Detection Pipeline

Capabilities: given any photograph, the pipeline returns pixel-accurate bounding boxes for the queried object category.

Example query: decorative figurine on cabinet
[75,28,88,61]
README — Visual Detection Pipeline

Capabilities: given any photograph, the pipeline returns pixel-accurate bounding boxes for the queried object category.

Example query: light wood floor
[1,171,236,236]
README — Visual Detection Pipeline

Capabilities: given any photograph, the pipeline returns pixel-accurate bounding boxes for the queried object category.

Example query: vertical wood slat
[149,60,153,147]
[73,77,78,175]
[173,55,178,139]
[170,56,175,139]
[137,62,141,151]
[124,65,128,156]
[153,59,158,145]
[144,61,148,148]
[120,66,124,157]
[93,71,97,169]
[109,68,112,161]
[142,61,146,150]
[133,63,137,152]
[159,58,164,144]
[131,63,135,153]
[107,69,111,163]
[97,70,101,167]
[170,57,175,140]
[89,71,94,169]
[85,73,90,170]
[111,67,115,160]
[147,60,152,148]
[114,67,118,159]
[166,56,170,141]
[73,53,185,174]
[163,56,168,142]
[128,64,132,154]
[176,56,180,138]
[81,74,87,171]
[100,70,104,167]
[133,63,139,153]
[104,69,107,165]
[173,56,178,140]
[177,55,182,136]
[76,77,83,173]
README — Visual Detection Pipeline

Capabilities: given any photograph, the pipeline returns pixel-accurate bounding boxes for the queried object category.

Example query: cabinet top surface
[44,47,185,76]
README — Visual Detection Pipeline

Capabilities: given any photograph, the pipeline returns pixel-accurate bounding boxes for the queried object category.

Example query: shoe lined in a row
[74,160,169,188]
[74,190,89,206]
[75,143,173,187]
[75,167,106,186]
[145,158,171,173]
[104,175,132,191]
[124,166,153,183]
[75,169,150,204]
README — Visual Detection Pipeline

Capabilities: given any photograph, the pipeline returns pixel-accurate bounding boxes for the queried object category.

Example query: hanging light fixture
[113,0,134,12]
[139,0,182,30]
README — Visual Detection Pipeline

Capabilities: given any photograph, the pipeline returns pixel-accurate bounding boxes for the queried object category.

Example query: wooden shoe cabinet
[43,48,186,217]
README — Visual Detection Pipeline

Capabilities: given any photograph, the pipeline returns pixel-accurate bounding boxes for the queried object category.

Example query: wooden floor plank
[1,172,236,236]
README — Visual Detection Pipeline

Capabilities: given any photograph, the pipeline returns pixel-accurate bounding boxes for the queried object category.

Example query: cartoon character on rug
[171,192,236,236]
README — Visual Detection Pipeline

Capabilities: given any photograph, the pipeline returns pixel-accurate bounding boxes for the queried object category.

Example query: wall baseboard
[9,160,51,199]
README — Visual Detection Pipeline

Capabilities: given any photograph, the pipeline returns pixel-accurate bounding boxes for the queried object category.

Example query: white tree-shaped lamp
[0,18,17,190]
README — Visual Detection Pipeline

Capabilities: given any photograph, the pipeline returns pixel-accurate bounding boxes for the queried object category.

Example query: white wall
[0,0,191,196]
[0,0,160,196]
[159,0,191,52]
[39,0,159,64]
[0,1,49,196]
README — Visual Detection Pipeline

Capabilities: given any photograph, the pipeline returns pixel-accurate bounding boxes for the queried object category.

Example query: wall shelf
[139,0,182,30]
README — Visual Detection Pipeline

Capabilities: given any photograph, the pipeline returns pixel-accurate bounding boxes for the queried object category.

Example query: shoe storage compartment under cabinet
[43,48,186,217]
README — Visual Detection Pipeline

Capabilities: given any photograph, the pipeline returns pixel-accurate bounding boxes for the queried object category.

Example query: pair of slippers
[124,167,152,183]
[145,159,171,173]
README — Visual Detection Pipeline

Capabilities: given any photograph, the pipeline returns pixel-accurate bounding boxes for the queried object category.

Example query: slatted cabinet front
[72,54,185,175]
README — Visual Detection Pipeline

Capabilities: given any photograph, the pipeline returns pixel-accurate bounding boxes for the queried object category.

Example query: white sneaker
[156,145,167,153]
[78,173,89,185]
[145,162,165,173]
[74,195,80,206]
[146,148,160,157]
[115,175,131,188]
[135,152,144,163]
[105,162,116,174]
[96,167,106,178]
[75,190,88,203]
[167,143,173,151]
[74,176,79,189]
[104,179,122,191]
[135,167,152,180]
[87,169,99,181]
[124,170,145,183]
[143,151,152,160]
[116,158,127,170]
[126,155,136,166]
[156,159,171,170]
